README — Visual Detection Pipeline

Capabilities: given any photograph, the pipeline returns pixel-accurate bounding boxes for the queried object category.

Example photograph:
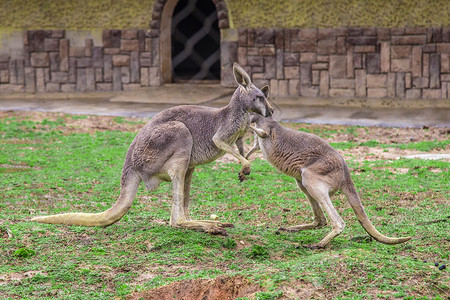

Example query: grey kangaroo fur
[31,63,273,236]
[247,114,411,248]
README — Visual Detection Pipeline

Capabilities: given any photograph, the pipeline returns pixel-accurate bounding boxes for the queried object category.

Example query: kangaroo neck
[223,89,248,119]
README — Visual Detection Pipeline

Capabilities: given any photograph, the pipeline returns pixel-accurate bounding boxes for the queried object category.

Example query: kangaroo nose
[267,103,274,116]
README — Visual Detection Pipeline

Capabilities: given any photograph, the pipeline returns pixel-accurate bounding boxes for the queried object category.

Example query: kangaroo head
[233,62,274,117]
[249,114,276,138]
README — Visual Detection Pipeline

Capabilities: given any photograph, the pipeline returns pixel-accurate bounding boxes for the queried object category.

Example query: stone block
[255,28,274,44]
[300,63,312,86]
[30,53,49,67]
[353,53,362,69]
[260,46,275,56]
[247,47,259,56]
[396,72,405,98]
[348,36,377,46]
[387,73,396,97]
[51,30,65,38]
[284,66,299,79]
[366,53,381,74]
[392,35,426,45]
[113,67,122,90]
[291,41,316,52]
[103,29,121,48]
[300,53,316,63]
[405,27,427,35]
[319,70,329,97]
[140,67,149,86]
[85,39,93,56]
[238,29,247,46]
[312,63,328,70]
[354,45,375,53]
[329,88,355,97]
[377,28,391,41]
[336,37,347,55]
[441,74,450,81]
[298,28,317,41]
[76,68,86,91]
[423,54,429,77]
[44,38,59,52]
[92,47,104,68]
[277,80,289,96]
[346,48,354,79]
[355,69,366,97]
[247,56,263,67]
[121,39,139,52]
[28,30,51,52]
[391,45,412,59]
[284,53,299,66]
[51,71,68,83]
[380,42,390,73]
[95,68,103,82]
[288,79,300,96]
[96,83,113,91]
[149,67,161,86]
[284,29,291,51]
[50,53,60,71]
[61,83,76,92]
[69,58,77,83]
[300,86,319,97]
[441,53,450,73]
[46,82,60,92]
[121,67,130,84]
[366,74,387,88]
[113,55,130,67]
[436,43,450,53]
[276,49,284,79]
[423,44,436,53]
[367,88,387,98]
[429,53,440,89]
[130,51,140,83]
[104,48,121,55]
[70,46,85,57]
[317,39,336,55]
[330,78,355,89]
[405,89,421,99]
[391,58,411,72]
[77,57,91,68]
[312,70,320,85]
[422,89,441,99]
[86,68,95,91]
[122,29,138,40]
[411,46,422,77]
[412,77,429,88]
[24,67,35,93]
[59,39,69,72]
[103,55,112,82]
[0,70,9,83]
[275,29,284,49]
[329,55,346,79]
[36,68,45,92]
[269,79,278,95]
[405,73,411,89]
[238,48,247,66]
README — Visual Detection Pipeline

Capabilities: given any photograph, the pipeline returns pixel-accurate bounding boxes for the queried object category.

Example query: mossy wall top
[0,0,449,30]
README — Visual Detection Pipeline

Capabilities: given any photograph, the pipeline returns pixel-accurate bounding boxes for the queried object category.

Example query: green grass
[0,114,449,299]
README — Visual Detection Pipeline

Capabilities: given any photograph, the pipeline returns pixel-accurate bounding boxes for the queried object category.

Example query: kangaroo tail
[341,164,411,245]
[31,168,141,227]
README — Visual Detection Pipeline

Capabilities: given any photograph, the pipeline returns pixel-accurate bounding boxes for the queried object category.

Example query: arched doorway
[171,0,220,82]
[154,0,229,84]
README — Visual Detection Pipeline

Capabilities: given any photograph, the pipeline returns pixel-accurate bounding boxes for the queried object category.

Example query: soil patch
[127,275,262,300]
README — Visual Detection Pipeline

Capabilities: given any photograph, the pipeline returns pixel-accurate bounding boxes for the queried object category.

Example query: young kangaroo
[31,63,273,236]
[247,115,411,248]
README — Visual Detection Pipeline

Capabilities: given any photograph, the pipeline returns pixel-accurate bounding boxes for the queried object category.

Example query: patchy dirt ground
[1,110,449,299]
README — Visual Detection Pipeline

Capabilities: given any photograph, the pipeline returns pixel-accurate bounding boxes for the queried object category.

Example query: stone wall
[0,29,161,93]
[1,27,450,100]
[236,27,450,99]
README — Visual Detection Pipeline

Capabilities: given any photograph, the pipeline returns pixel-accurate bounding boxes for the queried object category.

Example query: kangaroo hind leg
[301,170,345,249]
[279,178,328,233]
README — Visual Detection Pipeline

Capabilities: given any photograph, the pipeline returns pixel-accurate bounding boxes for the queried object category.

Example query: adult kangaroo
[247,115,411,248]
[31,63,273,236]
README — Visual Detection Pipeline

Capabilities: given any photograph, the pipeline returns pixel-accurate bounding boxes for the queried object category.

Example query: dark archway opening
[171,0,220,82]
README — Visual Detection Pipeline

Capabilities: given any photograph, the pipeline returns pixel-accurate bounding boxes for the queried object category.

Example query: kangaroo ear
[261,85,269,98]
[233,62,251,89]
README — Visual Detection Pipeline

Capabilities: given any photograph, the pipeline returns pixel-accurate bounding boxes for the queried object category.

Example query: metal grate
[171,0,220,82]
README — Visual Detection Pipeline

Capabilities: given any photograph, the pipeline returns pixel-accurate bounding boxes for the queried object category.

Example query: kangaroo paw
[205,226,229,236]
